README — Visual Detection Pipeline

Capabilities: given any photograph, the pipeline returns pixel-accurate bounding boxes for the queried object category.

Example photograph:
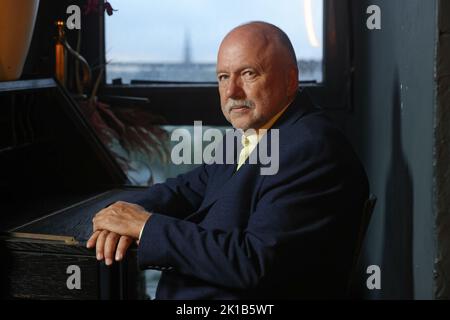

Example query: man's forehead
[217,32,271,71]
[220,27,270,52]
[216,47,266,73]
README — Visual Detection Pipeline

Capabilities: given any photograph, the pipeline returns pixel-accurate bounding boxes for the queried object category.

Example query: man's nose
[226,76,245,99]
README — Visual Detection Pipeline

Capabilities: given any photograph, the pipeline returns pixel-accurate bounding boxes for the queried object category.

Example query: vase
[0,0,40,81]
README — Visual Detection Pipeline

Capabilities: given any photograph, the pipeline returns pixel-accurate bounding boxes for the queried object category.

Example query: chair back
[347,194,377,297]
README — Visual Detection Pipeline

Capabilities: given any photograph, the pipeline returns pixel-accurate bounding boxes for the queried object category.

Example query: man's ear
[287,67,299,97]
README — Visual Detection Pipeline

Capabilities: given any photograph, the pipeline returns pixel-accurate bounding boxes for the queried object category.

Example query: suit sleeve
[138,137,364,290]
[137,163,211,219]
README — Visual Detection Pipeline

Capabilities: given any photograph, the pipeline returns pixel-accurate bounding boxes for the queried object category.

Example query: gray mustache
[225,99,255,110]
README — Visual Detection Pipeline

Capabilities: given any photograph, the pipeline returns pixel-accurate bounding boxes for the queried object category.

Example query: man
[87,21,369,299]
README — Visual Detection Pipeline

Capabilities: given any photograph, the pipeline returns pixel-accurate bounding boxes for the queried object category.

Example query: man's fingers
[96,230,109,261]
[104,232,120,265]
[86,230,101,249]
[86,230,123,266]
[115,236,133,261]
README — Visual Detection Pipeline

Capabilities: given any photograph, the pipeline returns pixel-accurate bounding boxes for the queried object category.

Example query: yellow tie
[237,134,251,171]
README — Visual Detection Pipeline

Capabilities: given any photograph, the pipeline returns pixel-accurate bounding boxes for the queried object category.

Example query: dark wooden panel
[2,250,98,300]
[0,236,146,300]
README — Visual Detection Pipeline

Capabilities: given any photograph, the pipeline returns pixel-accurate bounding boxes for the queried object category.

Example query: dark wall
[340,0,438,299]
[434,0,450,299]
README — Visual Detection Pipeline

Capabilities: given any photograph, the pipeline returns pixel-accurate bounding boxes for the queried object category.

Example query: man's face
[216,31,295,131]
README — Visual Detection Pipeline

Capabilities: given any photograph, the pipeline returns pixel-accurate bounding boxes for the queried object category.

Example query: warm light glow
[56,20,64,27]
[303,0,320,48]
[55,42,66,85]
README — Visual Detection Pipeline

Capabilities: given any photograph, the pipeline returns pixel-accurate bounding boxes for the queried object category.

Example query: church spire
[183,28,192,65]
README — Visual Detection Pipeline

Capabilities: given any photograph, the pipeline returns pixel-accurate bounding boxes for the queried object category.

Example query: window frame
[94,0,352,125]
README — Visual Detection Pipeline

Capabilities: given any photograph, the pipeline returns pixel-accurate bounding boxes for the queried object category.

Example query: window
[105,0,323,84]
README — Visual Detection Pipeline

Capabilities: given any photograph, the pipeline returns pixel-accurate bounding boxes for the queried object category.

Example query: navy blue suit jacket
[137,90,369,299]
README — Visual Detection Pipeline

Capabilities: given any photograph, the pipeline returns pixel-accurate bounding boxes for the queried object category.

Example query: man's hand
[86,230,134,265]
[92,201,151,239]
[86,201,151,265]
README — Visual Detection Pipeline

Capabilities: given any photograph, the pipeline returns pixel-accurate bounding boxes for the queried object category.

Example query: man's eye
[218,75,228,82]
[242,70,256,79]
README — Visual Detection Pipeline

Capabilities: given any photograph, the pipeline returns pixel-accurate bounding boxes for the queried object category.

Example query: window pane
[105,0,323,83]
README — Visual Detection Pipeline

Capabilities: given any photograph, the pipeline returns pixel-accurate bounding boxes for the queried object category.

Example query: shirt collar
[242,103,290,147]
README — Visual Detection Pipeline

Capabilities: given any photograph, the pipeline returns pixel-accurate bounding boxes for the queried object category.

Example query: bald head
[216,22,299,131]
[220,21,298,71]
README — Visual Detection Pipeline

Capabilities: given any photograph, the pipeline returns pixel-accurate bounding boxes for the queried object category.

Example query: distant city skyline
[105,0,323,63]
[106,60,323,83]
